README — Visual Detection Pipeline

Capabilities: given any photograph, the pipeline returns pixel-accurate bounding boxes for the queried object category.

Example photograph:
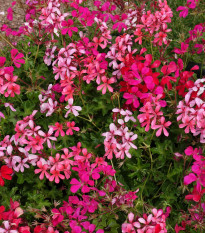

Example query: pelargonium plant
[0,0,205,232]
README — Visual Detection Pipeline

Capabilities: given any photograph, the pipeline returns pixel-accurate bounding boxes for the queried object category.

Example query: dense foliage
[0,0,205,232]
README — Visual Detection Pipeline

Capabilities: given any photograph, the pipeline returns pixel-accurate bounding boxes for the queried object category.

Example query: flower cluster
[0,199,29,233]
[175,146,205,231]
[176,0,198,18]
[122,208,170,233]
[134,0,173,46]
[102,108,137,159]
[176,78,205,143]
[0,66,20,98]
[173,23,205,56]
[0,0,204,232]
[138,95,171,137]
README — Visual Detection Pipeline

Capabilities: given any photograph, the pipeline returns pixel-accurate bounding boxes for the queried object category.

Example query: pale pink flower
[65,99,82,117]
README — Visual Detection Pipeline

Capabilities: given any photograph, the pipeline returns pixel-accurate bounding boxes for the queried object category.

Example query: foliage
[0,0,205,232]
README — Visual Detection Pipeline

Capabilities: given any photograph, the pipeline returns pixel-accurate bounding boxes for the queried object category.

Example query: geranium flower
[7,7,13,21]
[0,206,5,220]
[35,160,50,180]
[61,19,78,37]
[0,112,5,121]
[65,99,82,117]
[0,57,6,67]
[0,165,13,186]
[97,76,115,94]
[51,122,65,137]
[151,117,171,137]
[0,221,18,233]
[66,121,80,135]
[10,49,25,68]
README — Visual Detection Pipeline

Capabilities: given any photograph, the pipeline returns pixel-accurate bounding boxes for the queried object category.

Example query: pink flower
[35,160,50,180]
[93,37,107,49]
[152,117,171,137]
[153,32,168,46]
[7,7,13,21]
[104,142,117,160]
[52,209,64,227]
[0,57,6,67]
[123,93,140,109]
[10,49,25,68]
[49,169,65,183]
[0,112,5,120]
[184,173,197,185]
[66,121,80,135]
[70,177,93,193]
[65,99,82,117]
[97,76,115,94]
[38,128,57,148]
[173,42,189,54]
[0,221,18,233]
[4,103,16,111]
[176,6,189,18]
[51,122,65,137]
[61,19,78,37]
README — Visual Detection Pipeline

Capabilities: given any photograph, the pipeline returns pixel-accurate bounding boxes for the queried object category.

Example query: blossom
[10,49,25,68]
[51,122,65,137]
[0,221,18,233]
[65,99,82,117]
[61,19,78,37]
[35,160,50,180]
[151,117,171,137]
[38,128,57,148]
[0,206,5,220]
[7,7,13,21]
[12,156,30,172]
[97,76,115,94]
[0,57,6,67]
[0,112,5,121]
[66,121,80,135]
[0,165,13,186]
[49,169,65,183]
[4,103,16,111]
[176,6,189,18]
[185,186,205,202]
[173,42,189,54]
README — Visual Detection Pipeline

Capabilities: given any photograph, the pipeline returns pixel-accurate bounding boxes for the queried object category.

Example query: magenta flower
[10,49,25,68]
[0,57,6,67]
[61,19,78,37]
[123,93,140,109]
[7,7,13,21]
[173,42,189,54]
[176,6,189,18]
[184,173,197,185]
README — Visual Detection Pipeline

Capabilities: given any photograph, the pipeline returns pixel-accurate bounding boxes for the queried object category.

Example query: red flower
[185,186,205,202]
[0,205,5,220]
[0,165,13,186]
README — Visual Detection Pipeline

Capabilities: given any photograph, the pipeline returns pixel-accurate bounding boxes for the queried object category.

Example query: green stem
[33,44,40,67]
